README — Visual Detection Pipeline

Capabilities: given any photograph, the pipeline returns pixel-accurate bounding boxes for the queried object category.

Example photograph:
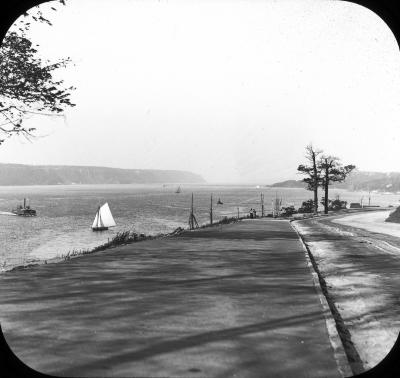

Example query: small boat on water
[92,203,116,231]
[217,198,223,205]
[175,186,181,194]
[11,198,37,216]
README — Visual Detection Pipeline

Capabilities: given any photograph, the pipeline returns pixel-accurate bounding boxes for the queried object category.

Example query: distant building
[349,203,362,209]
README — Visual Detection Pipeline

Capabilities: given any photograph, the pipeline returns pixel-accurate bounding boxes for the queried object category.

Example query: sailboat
[175,186,181,194]
[92,203,116,231]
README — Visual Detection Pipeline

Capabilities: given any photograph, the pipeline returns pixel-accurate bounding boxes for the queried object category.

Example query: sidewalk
[294,214,400,371]
[0,219,346,377]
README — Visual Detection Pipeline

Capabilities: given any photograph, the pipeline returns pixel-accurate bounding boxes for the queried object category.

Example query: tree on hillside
[319,156,355,214]
[297,144,323,214]
[0,0,74,145]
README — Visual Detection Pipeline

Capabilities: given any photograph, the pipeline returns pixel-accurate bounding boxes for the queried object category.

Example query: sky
[1,0,400,184]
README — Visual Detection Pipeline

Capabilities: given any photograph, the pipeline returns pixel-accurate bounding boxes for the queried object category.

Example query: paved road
[0,219,343,377]
[295,214,400,370]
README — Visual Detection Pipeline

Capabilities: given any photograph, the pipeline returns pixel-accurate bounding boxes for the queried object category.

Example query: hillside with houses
[268,171,400,193]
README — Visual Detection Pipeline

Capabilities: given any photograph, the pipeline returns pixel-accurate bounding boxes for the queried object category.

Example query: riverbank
[0,219,346,377]
[293,210,400,371]
[1,185,398,273]
[2,216,242,274]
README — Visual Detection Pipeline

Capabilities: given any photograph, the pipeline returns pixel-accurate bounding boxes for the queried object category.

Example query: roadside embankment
[3,216,243,274]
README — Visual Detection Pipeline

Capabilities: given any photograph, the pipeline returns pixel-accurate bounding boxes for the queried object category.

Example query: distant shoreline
[0,163,206,186]
[0,182,206,187]
[268,171,400,194]
[0,183,296,188]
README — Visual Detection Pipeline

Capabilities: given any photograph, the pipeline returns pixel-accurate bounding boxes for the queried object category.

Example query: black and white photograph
[0,0,400,376]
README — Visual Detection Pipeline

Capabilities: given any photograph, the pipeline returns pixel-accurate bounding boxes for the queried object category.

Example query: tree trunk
[314,187,318,215]
[313,154,318,215]
[324,175,329,214]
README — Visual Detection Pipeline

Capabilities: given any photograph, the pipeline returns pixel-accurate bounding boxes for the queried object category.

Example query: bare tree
[297,144,323,214]
[319,156,355,214]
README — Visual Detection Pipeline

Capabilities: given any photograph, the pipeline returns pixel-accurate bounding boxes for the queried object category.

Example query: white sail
[92,203,116,229]
[92,209,103,229]
[99,203,116,227]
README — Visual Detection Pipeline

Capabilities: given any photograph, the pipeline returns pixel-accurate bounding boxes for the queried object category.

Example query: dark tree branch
[297,144,323,214]
[0,0,74,145]
[319,156,356,214]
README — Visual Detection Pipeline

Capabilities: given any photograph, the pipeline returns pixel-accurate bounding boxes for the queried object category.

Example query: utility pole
[188,193,199,230]
[368,191,371,206]
[237,207,240,219]
[272,192,281,218]
[261,193,265,218]
[210,194,213,225]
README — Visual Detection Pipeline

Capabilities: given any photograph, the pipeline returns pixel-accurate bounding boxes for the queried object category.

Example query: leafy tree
[321,197,348,211]
[319,156,355,214]
[0,0,74,145]
[297,144,323,214]
[330,198,347,211]
[281,205,297,217]
[298,199,314,214]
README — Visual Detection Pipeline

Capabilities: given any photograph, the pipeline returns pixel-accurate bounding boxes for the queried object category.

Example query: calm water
[0,184,399,271]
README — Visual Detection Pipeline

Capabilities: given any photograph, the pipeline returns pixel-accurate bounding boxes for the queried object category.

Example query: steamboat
[12,198,37,216]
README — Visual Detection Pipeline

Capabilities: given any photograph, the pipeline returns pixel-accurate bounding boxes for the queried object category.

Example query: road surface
[0,219,345,377]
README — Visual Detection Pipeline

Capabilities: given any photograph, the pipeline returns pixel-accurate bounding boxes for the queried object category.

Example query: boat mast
[97,206,103,228]
[261,193,265,218]
[188,193,199,230]
[210,194,213,225]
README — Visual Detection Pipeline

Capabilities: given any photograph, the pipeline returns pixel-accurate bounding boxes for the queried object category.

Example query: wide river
[0,184,398,271]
